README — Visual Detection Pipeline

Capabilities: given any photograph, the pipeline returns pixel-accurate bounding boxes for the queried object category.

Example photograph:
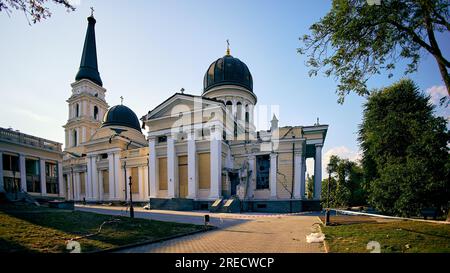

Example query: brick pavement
[76,205,325,253]
[116,215,324,253]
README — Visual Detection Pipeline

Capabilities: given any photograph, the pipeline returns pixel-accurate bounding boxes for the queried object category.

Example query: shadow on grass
[0,238,36,253]
[0,204,204,252]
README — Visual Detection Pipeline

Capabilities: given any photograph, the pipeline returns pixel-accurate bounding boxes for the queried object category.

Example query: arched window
[226,101,232,114]
[73,129,78,147]
[245,104,250,123]
[94,106,99,120]
[236,102,242,120]
[75,103,80,118]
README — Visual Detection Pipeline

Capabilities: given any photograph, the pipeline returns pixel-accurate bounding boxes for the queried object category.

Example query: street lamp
[109,128,135,219]
[128,176,134,218]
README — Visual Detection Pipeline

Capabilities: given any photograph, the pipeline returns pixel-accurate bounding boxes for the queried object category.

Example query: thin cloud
[11,108,55,123]
[426,85,449,122]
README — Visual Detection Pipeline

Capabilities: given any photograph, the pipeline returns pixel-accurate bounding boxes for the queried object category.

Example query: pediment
[148,94,223,120]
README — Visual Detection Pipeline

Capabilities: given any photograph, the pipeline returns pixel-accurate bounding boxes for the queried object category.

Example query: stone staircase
[209,197,241,213]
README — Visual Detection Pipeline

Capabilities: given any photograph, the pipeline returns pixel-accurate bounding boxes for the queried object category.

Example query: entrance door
[178,156,188,198]
[229,172,239,196]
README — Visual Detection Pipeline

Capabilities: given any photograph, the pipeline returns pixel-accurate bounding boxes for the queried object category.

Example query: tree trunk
[435,57,450,95]
[423,9,450,95]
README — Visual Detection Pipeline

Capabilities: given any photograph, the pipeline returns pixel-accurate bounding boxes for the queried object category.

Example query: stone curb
[315,216,329,253]
[91,226,217,253]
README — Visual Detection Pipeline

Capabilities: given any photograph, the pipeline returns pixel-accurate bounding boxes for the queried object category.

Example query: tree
[306,174,314,199]
[0,0,75,24]
[298,0,450,103]
[322,155,366,208]
[359,79,450,217]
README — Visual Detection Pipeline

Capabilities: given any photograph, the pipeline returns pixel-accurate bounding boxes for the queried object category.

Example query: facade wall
[0,128,64,198]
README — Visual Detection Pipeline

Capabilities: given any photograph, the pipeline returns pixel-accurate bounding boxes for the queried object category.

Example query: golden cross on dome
[226,39,230,55]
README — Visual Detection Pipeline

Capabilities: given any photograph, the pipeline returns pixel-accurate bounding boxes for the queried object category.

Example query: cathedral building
[62,14,328,212]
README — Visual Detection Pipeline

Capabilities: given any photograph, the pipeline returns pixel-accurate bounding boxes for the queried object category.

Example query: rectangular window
[158,158,168,190]
[80,172,86,195]
[45,162,59,194]
[158,136,167,143]
[256,154,270,189]
[2,154,19,172]
[198,153,210,189]
[102,170,109,194]
[26,158,40,193]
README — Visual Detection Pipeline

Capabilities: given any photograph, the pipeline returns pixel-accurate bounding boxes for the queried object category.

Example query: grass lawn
[322,216,450,253]
[0,203,203,253]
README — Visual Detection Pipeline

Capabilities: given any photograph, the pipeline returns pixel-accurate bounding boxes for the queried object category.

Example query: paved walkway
[75,205,325,253]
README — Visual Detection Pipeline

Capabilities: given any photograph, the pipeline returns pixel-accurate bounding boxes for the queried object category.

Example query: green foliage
[359,79,450,216]
[306,174,314,199]
[298,0,450,103]
[322,155,366,208]
[0,0,75,24]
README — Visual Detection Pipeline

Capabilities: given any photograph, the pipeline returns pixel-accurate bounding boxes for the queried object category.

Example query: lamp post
[128,175,134,218]
[109,128,136,219]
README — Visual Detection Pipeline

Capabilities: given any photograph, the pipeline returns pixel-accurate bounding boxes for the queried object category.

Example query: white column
[98,169,104,201]
[40,159,47,195]
[314,144,323,200]
[114,153,122,200]
[149,137,158,198]
[0,152,4,192]
[108,152,116,200]
[92,158,99,200]
[300,156,306,199]
[74,172,79,200]
[269,153,277,199]
[58,161,64,198]
[19,154,27,192]
[294,151,302,199]
[247,155,255,199]
[144,165,149,199]
[187,133,197,199]
[209,129,222,199]
[167,135,177,198]
[74,172,82,200]
[66,171,72,200]
[86,157,92,199]
[137,166,144,201]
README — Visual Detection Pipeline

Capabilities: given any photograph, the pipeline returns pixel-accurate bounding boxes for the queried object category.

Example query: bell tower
[63,12,108,153]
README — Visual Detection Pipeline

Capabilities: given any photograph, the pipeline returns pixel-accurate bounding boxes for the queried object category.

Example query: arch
[236,101,243,120]
[226,101,233,114]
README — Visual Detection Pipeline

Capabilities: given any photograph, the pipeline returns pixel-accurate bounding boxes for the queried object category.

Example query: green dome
[101,105,141,131]
[203,54,253,93]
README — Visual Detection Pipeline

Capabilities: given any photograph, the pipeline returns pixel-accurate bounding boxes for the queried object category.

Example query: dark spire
[75,12,103,86]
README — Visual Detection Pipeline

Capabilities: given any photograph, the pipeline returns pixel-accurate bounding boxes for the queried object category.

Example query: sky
[0,0,448,177]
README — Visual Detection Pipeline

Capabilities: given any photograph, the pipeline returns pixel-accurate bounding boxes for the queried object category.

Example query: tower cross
[90,7,95,17]
[120,96,124,105]
[226,39,230,55]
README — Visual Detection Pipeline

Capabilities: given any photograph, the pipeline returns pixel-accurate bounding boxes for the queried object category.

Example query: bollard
[204,214,210,230]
